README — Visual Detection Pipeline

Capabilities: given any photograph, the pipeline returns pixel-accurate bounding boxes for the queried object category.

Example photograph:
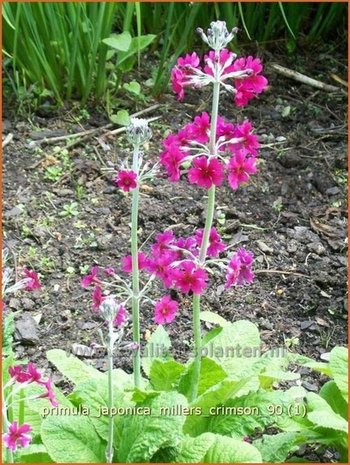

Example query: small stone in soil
[15,313,39,345]
[257,241,274,254]
[21,297,35,310]
[9,298,21,309]
[302,381,318,392]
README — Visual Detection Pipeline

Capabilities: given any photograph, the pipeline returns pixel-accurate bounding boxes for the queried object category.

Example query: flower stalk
[131,143,141,389]
[105,319,115,464]
[190,79,220,402]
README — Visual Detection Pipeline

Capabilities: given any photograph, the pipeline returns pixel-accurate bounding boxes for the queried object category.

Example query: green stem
[18,389,25,425]
[2,390,14,463]
[190,80,220,403]
[131,145,141,389]
[105,320,114,463]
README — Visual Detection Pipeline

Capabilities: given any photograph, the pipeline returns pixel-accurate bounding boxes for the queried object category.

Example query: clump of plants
[2,22,348,464]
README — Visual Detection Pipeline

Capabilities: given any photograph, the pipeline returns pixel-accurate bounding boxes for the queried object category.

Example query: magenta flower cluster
[171,50,268,106]
[160,112,259,189]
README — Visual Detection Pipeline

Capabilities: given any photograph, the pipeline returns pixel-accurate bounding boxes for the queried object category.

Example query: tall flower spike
[127,118,152,146]
[197,20,238,52]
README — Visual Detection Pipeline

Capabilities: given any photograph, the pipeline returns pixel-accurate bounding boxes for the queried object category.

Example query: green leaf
[46,349,105,385]
[178,357,227,399]
[254,432,300,462]
[150,360,185,391]
[102,31,132,52]
[110,109,130,126]
[319,380,347,419]
[306,392,348,433]
[118,391,187,462]
[68,379,133,442]
[142,325,172,377]
[19,444,53,463]
[117,34,156,66]
[41,415,105,463]
[200,311,230,327]
[123,80,141,95]
[178,433,262,463]
[202,320,261,379]
[111,368,134,389]
[329,346,348,400]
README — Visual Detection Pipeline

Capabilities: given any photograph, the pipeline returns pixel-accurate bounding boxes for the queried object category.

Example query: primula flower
[114,170,137,192]
[3,422,32,452]
[38,379,59,407]
[147,252,176,288]
[9,363,42,384]
[121,252,148,273]
[104,267,115,276]
[226,248,254,288]
[81,265,99,288]
[195,227,226,257]
[173,261,208,295]
[204,48,236,77]
[171,52,201,100]
[151,231,176,257]
[186,112,210,144]
[154,295,178,325]
[232,120,259,156]
[160,145,187,182]
[188,156,225,189]
[92,286,104,310]
[227,150,257,190]
[232,56,268,106]
[23,269,41,291]
[113,305,127,327]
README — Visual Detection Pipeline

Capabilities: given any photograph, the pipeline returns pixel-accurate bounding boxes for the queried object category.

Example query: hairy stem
[190,80,220,403]
[105,320,114,463]
[131,145,141,388]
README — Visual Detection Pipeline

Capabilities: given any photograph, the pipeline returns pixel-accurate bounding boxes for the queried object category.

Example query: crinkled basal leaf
[68,379,133,442]
[183,377,258,436]
[150,359,186,391]
[117,391,187,463]
[202,320,261,379]
[46,349,105,385]
[254,432,300,462]
[18,444,53,463]
[207,390,293,438]
[41,415,105,463]
[111,368,134,389]
[200,310,230,327]
[320,380,348,419]
[329,346,348,400]
[177,432,262,463]
[178,357,227,400]
[142,325,172,377]
[306,392,348,433]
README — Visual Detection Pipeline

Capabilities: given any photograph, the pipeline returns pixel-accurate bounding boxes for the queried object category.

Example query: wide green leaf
[118,391,187,462]
[46,349,105,385]
[254,432,300,462]
[103,31,132,52]
[18,444,53,463]
[202,320,261,379]
[150,359,185,391]
[142,325,172,376]
[306,392,348,433]
[329,346,348,400]
[200,310,230,327]
[41,415,105,463]
[320,380,348,419]
[177,432,262,462]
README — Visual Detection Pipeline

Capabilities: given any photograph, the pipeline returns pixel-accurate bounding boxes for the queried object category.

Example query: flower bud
[197,20,238,52]
[127,118,152,146]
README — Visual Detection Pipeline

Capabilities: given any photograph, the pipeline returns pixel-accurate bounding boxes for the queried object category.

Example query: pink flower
[81,265,99,288]
[154,295,178,325]
[121,252,149,273]
[104,267,115,276]
[114,170,137,192]
[226,248,254,288]
[171,52,201,100]
[9,363,42,384]
[23,269,41,291]
[232,56,268,106]
[232,120,259,156]
[188,157,225,189]
[3,422,32,451]
[147,252,175,288]
[38,378,59,407]
[216,116,236,142]
[113,305,127,327]
[151,231,175,257]
[186,112,210,144]
[227,150,257,190]
[204,49,235,77]
[173,261,208,295]
[92,286,104,310]
[160,145,186,182]
[195,227,226,257]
